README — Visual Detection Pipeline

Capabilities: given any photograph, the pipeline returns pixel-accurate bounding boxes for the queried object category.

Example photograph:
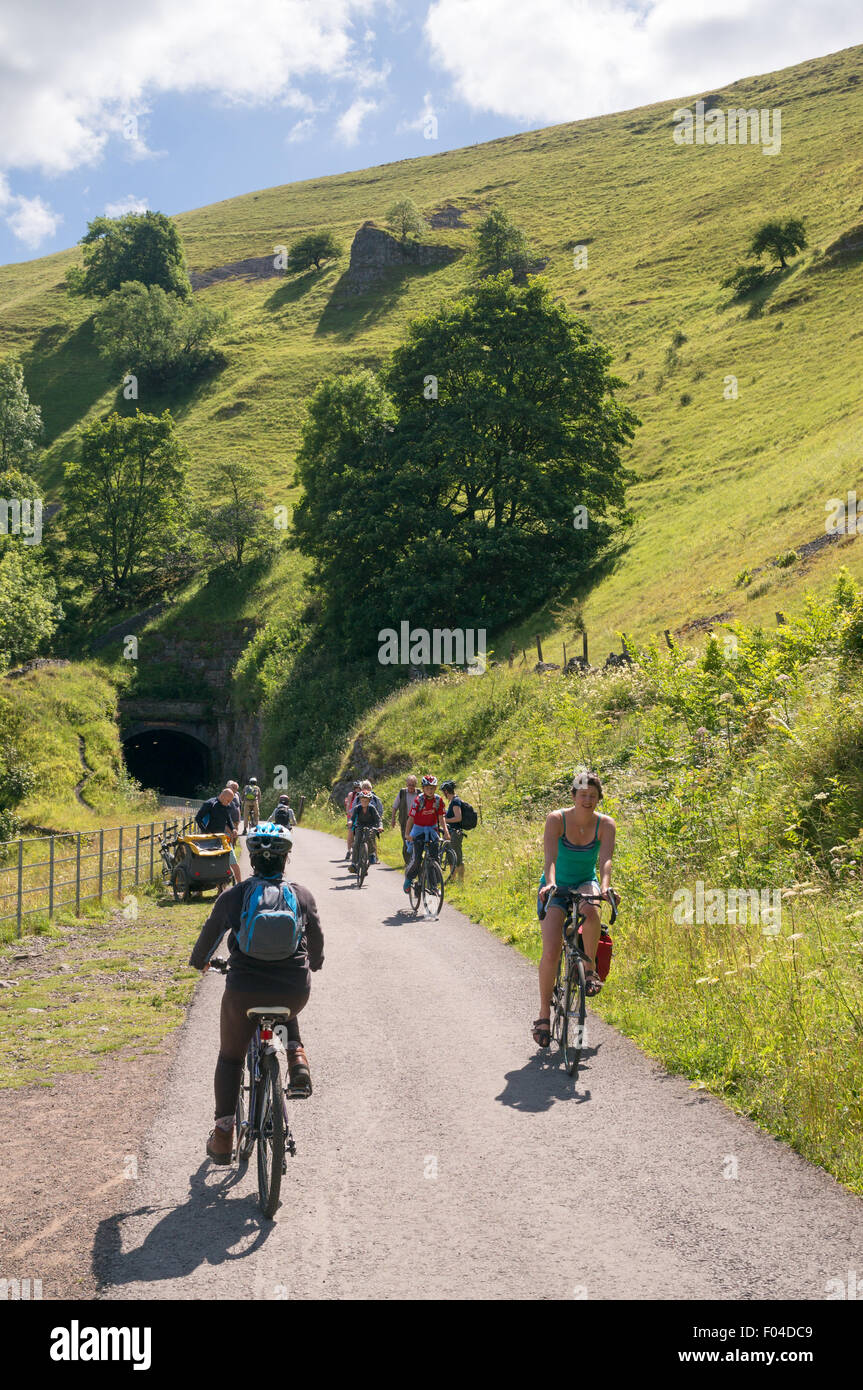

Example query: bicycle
[439,829,466,883]
[549,890,618,1077]
[405,831,445,917]
[352,825,378,887]
[208,958,298,1219]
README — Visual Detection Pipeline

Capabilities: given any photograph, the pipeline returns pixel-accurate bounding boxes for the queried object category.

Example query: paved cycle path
[99,827,863,1300]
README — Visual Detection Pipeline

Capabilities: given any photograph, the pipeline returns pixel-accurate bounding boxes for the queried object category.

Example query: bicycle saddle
[246,1005,293,1020]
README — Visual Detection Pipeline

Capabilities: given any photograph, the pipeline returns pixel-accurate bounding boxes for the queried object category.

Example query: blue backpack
[237,877,302,961]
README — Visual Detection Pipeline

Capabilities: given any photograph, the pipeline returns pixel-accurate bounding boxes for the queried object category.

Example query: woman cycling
[533,771,616,1049]
[188,821,324,1163]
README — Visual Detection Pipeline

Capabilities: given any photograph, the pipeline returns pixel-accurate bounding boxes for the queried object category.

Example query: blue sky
[0,0,860,267]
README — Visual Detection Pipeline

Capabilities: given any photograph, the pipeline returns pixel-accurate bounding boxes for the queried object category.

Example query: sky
[0,0,860,266]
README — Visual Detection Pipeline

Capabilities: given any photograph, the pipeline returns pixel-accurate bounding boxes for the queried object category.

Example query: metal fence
[0,816,195,936]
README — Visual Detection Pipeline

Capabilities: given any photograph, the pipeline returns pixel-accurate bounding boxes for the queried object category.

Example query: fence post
[582,630,589,665]
[75,833,81,915]
[150,822,155,882]
[508,643,515,668]
[98,829,104,901]
[563,641,567,667]
[16,838,23,939]
[135,824,140,885]
[535,634,543,664]
[664,629,674,649]
[118,825,123,896]
[49,836,55,920]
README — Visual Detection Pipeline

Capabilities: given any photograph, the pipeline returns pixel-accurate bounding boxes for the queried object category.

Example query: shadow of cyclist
[495,1046,601,1112]
[93,1161,274,1289]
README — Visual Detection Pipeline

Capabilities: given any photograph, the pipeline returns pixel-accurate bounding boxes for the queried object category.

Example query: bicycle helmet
[441,780,455,794]
[246,820,293,857]
[249,776,258,785]
[421,774,437,788]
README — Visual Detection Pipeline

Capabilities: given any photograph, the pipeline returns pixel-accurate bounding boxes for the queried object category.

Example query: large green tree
[94,281,226,382]
[66,211,191,299]
[0,357,42,474]
[288,231,342,272]
[63,410,189,598]
[196,459,272,568]
[293,274,637,646]
[748,217,807,270]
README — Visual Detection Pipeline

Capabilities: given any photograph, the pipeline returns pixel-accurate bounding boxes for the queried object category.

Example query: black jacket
[189,876,324,990]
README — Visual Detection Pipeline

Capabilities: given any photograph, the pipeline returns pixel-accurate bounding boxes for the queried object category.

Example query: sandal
[532,1017,551,1048]
[584,969,603,998]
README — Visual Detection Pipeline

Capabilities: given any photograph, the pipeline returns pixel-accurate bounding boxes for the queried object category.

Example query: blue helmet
[246,821,293,860]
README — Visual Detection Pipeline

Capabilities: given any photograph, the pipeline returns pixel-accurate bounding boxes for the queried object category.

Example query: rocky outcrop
[339,221,460,295]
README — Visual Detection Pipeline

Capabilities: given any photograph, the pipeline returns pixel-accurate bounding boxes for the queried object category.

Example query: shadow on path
[94,1162,273,1292]
[496,1047,602,1112]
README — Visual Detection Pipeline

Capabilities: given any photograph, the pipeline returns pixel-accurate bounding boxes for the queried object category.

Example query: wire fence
[0,815,195,937]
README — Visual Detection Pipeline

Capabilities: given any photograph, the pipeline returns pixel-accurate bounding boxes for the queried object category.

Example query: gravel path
[99,828,863,1301]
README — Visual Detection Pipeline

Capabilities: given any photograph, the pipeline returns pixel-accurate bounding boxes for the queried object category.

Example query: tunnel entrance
[123,728,211,797]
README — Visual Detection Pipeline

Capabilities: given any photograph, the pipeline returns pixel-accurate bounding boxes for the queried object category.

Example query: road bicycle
[405,832,444,917]
[439,830,466,883]
[352,825,378,887]
[209,958,298,1219]
[549,890,618,1077]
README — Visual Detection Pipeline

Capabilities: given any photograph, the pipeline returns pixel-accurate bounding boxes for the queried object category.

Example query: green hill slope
[1,45,862,670]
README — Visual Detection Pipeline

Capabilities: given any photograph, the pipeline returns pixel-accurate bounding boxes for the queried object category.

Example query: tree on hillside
[472,208,531,278]
[747,217,807,270]
[63,410,189,599]
[66,211,191,299]
[0,546,62,670]
[195,459,271,568]
[0,357,42,474]
[293,274,638,646]
[94,281,226,382]
[386,199,428,242]
[288,231,342,272]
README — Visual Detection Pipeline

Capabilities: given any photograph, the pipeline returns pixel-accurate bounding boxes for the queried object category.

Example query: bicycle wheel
[423,858,444,917]
[256,1051,285,1218]
[235,1045,256,1164]
[550,954,565,1045]
[439,841,457,884]
[356,838,369,888]
[562,953,587,1077]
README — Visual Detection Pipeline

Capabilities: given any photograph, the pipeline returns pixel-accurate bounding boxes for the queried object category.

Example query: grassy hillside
[1,44,862,667]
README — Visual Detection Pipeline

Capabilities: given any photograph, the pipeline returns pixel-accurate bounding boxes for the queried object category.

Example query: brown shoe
[287,1045,312,1096]
[206,1125,233,1164]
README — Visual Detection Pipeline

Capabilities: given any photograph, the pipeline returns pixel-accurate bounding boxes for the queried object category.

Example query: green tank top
[554,812,601,887]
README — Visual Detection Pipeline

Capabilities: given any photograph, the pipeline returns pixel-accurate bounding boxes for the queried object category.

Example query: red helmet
[421,774,437,788]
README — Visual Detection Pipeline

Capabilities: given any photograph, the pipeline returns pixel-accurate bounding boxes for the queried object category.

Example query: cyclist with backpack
[188,821,324,1163]
[242,777,261,834]
[350,787,383,872]
[403,774,451,893]
[440,781,477,875]
[269,794,297,829]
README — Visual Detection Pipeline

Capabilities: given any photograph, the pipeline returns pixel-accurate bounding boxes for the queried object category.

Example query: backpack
[237,877,302,961]
[458,800,478,831]
[271,804,292,827]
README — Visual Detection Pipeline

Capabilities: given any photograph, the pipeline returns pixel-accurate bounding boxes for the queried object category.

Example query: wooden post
[298,795,305,823]
[563,642,567,667]
[75,833,81,914]
[98,829,104,901]
[118,825,123,895]
[16,838,23,938]
[508,643,515,668]
[149,822,155,882]
[664,629,674,649]
[536,634,543,664]
[521,648,526,665]
[582,630,588,664]
[135,824,140,884]
[49,836,55,919]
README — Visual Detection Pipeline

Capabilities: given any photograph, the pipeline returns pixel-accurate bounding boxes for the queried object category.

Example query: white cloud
[104,194,150,218]
[0,0,380,177]
[335,96,378,144]
[424,0,863,124]
[5,196,62,248]
[287,117,316,142]
[397,90,437,134]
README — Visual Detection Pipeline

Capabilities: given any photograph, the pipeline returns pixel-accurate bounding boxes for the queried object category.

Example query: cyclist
[242,777,261,834]
[441,781,465,877]
[189,821,324,1163]
[269,794,297,829]
[350,787,383,872]
[533,771,616,1048]
[403,774,450,893]
[345,780,361,860]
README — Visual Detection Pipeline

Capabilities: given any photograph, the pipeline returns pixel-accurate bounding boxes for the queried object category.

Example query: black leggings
[405,835,439,882]
[214,985,310,1118]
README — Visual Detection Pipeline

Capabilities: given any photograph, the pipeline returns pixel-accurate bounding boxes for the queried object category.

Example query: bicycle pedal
[286,1085,311,1100]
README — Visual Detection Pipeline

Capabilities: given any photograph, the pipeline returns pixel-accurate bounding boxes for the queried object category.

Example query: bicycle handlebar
[557,888,619,926]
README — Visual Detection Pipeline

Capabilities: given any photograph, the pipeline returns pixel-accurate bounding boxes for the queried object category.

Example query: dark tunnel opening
[123,729,211,797]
